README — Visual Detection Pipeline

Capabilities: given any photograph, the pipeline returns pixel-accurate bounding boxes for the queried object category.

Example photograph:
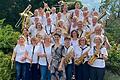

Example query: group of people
[11,1,110,80]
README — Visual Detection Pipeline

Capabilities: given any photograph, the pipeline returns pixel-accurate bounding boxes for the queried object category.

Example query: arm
[11,51,16,61]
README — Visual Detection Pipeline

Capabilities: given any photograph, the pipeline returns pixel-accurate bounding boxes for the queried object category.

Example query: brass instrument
[88,48,100,65]
[15,4,33,29]
[74,48,90,65]
[64,46,74,65]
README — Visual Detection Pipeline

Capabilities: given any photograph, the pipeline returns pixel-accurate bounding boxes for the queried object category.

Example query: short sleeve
[101,47,108,56]
[14,45,18,53]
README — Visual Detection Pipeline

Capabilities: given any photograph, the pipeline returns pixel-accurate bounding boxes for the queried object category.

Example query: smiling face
[79,37,86,46]
[18,37,25,45]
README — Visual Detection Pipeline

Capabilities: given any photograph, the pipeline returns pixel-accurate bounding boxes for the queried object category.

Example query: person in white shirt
[70,30,79,48]
[88,35,108,80]
[77,21,86,38]
[64,36,74,80]
[38,36,52,80]
[27,37,41,80]
[39,9,47,27]
[74,37,90,80]
[50,7,57,26]
[29,17,40,37]
[61,3,70,27]
[30,9,40,25]
[35,22,47,37]
[11,35,27,80]
[90,25,104,47]
[24,37,37,80]
[44,17,56,36]
[46,11,51,19]
[22,28,31,45]
[69,16,78,33]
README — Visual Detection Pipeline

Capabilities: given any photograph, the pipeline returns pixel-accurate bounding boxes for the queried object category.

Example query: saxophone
[74,47,90,65]
[64,46,74,65]
[88,48,100,65]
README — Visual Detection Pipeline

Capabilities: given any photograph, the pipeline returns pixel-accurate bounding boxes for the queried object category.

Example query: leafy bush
[106,44,120,75]
[0,51,15,80]
[0,22,20,53]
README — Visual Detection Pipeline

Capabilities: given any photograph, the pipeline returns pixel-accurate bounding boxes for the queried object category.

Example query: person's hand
[48,64,50,70]
[58,65,63,71]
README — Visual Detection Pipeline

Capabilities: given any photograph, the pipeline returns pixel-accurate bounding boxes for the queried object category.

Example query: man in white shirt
[44,17,56,36]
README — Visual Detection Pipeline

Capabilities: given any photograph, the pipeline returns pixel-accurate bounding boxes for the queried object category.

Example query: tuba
[74,48,90,65]
[15,4,33,29]
[64,46,74,65]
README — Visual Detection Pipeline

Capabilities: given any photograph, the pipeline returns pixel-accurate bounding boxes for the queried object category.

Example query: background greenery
[0,0,120,80]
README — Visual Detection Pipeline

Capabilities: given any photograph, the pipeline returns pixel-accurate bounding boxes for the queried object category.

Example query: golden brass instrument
[64,46,74,65]
[15,4,33,29]
[88,48,100,65]
[74,48,90,65]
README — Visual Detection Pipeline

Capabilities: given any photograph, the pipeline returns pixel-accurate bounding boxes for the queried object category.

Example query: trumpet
[88,48,100,65]
[64,46,74,65]
[74,48,90,65]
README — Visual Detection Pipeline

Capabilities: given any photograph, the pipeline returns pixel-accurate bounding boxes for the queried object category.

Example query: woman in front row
[11,35,26,80]
[50,33,66,80]
[88,35,108,80]
[74,37,90,80]
[38,35,52,80]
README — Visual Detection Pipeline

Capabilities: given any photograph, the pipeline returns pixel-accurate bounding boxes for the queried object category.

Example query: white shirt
[44,24,55,35]
[40,15,47,27]
[28,25,37,37]
[26,44,40,64]
[88,46,108,68]
[50,13,57,25]
[70,39,79,48]
[14,44,26,63]
[30,16,40,25]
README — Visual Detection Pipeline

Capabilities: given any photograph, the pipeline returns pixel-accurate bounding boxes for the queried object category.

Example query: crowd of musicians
[11,1,111,80]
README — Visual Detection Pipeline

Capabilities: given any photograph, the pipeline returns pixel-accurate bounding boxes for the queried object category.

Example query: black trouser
[82,62,90,80]
[65,64,73,80]
[75,64,83,80]
[89,66,105,80]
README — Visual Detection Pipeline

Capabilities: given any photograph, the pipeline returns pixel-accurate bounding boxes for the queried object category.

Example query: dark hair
[71,30,79,38]
[54,33,61,38]
[64,36,71,40]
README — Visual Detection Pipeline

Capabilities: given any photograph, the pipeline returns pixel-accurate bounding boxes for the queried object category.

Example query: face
[51,7,56,13]
[64,39,70,46]
[92,17,97,23]
[31,39,36,45]
[23,29,29,36]
[34,9,39,16]
[95,27,102,34]
[77,21,83,29]
[54,35,60,42]
[75,2,80,9]
[44,37,51,43]
[19,37,25,45]
[46,12,50,18]
[36,35,42,43]
[72,31,78,37]
[79,38,86,46]
[94,37,101,45]
[36,23,42,30]
[47,18,51,25]
[57,12,61,18]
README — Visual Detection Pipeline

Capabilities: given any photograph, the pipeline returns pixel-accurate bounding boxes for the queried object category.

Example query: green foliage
[0,21,20,53]
[106,44,120,75]
[104,70,120,80]
[0,51,15,80]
